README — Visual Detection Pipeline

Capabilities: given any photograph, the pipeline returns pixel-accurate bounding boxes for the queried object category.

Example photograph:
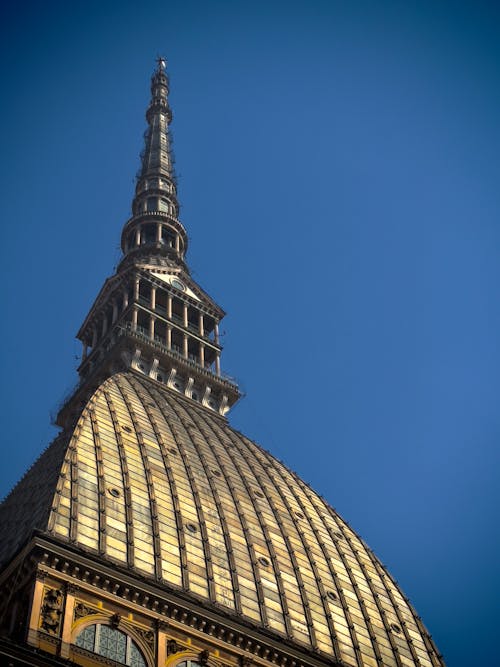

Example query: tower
[0,60,445,667]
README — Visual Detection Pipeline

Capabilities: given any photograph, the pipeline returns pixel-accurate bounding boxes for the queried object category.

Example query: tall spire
[119,57,187,270]
[61,60,240,425]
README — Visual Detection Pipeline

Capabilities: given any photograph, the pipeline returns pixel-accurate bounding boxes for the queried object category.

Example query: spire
[138,56,175,184]
[119,58,187,269]
[67,59,241,422]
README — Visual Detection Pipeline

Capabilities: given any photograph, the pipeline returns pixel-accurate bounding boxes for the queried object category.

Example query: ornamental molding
[40,587,63,635]
[30,537,338,667]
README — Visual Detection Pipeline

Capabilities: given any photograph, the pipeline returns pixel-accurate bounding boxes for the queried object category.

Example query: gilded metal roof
[0,372,443,666]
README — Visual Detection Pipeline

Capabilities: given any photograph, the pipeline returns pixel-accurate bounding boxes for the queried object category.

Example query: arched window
[176,661,203,667]
[75,623,146,667]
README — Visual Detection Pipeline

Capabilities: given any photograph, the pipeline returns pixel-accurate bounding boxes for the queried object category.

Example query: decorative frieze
[40,587,63,635]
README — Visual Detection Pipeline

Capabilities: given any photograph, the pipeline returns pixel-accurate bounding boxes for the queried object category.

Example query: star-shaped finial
[156,56,167,72]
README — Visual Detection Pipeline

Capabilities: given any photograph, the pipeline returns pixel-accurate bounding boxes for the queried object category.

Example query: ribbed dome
[29,372,443,667]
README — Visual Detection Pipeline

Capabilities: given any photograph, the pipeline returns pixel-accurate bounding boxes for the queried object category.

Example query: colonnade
[82,277,221,377]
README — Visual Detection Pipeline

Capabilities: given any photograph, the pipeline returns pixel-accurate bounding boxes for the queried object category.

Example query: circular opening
[254,490,264,499]
[108,488,121,498]
[335,532,344,540]
[157,374,163,382]
[186,523,197,533]
[258,556,270,567]
[173,382,180,390]
[327,591,338,602]
[138,364,145,371]
[212,469,222,477]
[295,511,304,519]
[169,447,178,455]
[122,426,132,433]
[171,279,186,291]
[391,623,402,634]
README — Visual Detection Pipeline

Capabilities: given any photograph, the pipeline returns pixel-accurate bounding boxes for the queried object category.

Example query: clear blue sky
[1,2,499,665]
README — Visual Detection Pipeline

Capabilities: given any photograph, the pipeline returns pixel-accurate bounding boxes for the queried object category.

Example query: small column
[176,235,180,253]
[82,342,88,361]
[91,326,97,348]
[134,277,140,300]
[155,621,168,667]
[102,316,108,336]
[156,222,162,242]
[166,324,172,349]
[199,313,205,337]
[151,286,156,310]
[200,344,205,368]
[135,228,141,246]
[132,307,138,331]
[149,315,156,340]
[123,289,129,310]
[183,333,188,359]
[59,584,77,659]
[215,352,221,376]
[183,303,188,328]
[167,294,172,319]
[214,322,220,345]
[27,571,47,646]
[112,301,118,323]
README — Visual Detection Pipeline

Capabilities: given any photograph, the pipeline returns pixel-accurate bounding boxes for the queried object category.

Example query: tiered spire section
[59,60,240,426]
[120,57,187,270]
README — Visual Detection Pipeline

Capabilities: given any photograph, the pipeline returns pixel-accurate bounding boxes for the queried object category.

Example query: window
[146,197,157,212]
[75,624,146,667]
[177,661,202,667]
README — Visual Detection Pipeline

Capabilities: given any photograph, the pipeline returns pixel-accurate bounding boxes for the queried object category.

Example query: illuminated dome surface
[0,372,443,667]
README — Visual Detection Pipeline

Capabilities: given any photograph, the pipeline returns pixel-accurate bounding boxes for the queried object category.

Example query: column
[176,235,180,253]
[199,313,204,337]
[82,342,88,361]
[102,316,108,336]
[215,352,221,376]
[123,289,129,310]
[183,303,188,328]
[112,301,118,323]
[149,316,156,340]
[151,286,156,310]
[59,584,77,659]
[214,323,220,345]
[156,222,162,243]
[134,277,140,300]
[91,326,97,348]
[155,621,168,667]
[167,295,172,319]
[166,324,172,349]
[183,334,188,359]
[135,228,141,246]
[132,307,138,331]
[27,571,47,646]
[200,344,205,368]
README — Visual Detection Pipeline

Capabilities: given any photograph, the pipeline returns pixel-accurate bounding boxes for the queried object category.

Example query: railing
[117,323,239,390]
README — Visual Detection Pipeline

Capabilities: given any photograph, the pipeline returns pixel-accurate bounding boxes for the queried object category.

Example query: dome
[1,372,443,667]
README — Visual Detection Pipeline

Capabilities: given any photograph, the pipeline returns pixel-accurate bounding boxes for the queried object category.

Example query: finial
[156,56,167,72]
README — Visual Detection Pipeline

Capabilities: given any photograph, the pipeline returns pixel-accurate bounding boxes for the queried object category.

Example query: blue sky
[1,2,499,665]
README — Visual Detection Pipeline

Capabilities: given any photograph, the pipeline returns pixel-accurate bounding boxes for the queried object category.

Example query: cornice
[25,535,345,667]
